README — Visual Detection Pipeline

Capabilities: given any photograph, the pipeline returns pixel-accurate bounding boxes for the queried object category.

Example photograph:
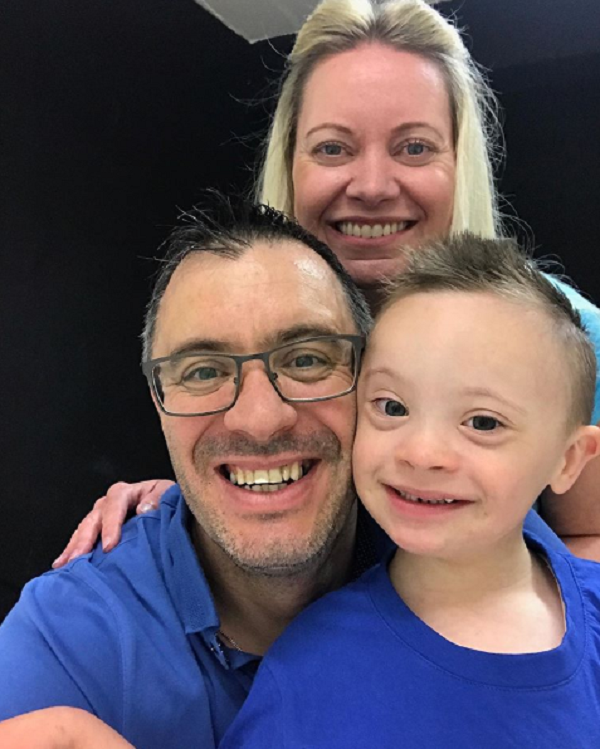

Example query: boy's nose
[395,425,457,472]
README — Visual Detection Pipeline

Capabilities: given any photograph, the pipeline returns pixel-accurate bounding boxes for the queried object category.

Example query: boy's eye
[466,415,502,431]
[374,398,408,417]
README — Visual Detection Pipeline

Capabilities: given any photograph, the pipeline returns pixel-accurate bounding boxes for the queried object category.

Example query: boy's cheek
[352,423,380,487]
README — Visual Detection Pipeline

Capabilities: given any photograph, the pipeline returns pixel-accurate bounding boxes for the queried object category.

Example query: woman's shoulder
[544,273,600,423]
[545,273,600,317]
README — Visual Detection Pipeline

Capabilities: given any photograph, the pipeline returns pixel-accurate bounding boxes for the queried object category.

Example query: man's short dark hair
[141,195,373,361]
[382,233,596,428]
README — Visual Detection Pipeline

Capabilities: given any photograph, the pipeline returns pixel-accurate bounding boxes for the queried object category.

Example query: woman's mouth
[335,220,417,239]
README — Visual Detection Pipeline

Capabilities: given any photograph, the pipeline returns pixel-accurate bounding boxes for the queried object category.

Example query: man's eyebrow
[168,339,232,358]
[166,325,351,358]
[270,324,351,347]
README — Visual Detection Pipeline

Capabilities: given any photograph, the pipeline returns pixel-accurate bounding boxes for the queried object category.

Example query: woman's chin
[343,256,410,287]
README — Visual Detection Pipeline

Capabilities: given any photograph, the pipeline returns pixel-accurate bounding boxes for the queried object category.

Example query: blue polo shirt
[0,488,563,747]
[0,486,259,748]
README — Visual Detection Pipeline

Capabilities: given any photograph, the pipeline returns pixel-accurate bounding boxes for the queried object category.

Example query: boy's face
[353,290,578,560]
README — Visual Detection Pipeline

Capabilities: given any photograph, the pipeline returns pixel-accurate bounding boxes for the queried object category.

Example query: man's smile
[220,460,316,492]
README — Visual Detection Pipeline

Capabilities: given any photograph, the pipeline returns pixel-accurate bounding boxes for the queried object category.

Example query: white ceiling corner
[194,0,320,44]
[195,0,451,44]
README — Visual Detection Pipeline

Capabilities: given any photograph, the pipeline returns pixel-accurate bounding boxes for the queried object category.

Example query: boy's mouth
[394,488,464,506]
[220,460,315,493]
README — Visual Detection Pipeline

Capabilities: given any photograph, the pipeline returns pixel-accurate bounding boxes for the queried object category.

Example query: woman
[54,0,600,565]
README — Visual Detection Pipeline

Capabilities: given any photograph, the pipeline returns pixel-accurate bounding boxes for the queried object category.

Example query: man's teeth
[338,221,409,238]
[398,489,456,505]
[227,461,306,492]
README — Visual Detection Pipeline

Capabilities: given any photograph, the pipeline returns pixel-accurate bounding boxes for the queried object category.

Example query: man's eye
[183,366,221,382]
[374,398,408,417]
[291,354,324,369]
[466,415,502,431]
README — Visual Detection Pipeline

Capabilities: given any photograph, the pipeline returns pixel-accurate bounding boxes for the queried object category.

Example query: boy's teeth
[338,221,408,238]
[227,461,306,489]
[399,490,456,505]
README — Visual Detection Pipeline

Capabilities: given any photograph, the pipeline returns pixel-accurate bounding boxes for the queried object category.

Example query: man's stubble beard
[168,431,356,578]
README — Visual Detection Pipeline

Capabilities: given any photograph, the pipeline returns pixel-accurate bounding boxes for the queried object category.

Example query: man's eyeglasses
[142,335,365,417]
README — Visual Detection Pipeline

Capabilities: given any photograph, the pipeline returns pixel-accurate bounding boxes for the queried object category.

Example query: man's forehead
[153,240,356,355]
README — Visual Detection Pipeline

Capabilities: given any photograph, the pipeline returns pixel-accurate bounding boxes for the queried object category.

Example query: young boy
[221,235,600,748]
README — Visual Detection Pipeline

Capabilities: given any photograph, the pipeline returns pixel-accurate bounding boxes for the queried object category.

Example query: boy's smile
[353,290,582,562]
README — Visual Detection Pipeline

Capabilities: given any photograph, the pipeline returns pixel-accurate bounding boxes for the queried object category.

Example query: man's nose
[395,423,458,473]
[223,364,298,441]
[345,151,402,206]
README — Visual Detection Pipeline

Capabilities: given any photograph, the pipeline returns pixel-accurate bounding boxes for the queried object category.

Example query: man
[0,200,559,748]
[0,200,383,749]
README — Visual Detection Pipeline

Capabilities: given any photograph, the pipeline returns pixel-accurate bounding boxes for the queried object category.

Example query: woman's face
[292,43,456,288]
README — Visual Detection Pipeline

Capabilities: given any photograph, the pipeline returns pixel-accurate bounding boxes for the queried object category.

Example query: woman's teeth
[337,221,409,238]
[226,461,307,492]
[398,489,456,505]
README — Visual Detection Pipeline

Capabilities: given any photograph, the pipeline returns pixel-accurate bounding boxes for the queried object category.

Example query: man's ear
[550,425,600,495]
[147,385,168,430]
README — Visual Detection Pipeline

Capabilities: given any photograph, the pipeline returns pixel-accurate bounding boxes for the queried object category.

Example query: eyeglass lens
[153,338,357,415]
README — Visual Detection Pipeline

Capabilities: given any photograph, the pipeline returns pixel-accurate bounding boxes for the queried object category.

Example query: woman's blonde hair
[256,0,502,238]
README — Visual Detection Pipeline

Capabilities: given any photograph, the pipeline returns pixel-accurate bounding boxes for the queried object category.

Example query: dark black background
[2,0,600,620]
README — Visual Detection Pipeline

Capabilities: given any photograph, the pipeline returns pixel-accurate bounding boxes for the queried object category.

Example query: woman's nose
[345,152,402,206]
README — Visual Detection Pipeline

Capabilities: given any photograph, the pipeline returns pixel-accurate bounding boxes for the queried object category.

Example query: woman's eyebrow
[303,122,445,140]
[304,123,353,139]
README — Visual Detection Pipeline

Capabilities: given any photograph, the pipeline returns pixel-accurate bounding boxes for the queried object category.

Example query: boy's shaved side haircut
[382,233,596,428]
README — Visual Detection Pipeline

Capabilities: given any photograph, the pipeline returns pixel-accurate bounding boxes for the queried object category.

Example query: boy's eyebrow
[460,387,527,416]
[361,366,401,382]
[362,370,528,416]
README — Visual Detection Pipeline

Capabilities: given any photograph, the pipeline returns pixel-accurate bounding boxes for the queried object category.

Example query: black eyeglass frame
[142,334,366,417]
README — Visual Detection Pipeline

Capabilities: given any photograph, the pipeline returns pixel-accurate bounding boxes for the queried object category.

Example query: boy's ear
[550,425,600,495]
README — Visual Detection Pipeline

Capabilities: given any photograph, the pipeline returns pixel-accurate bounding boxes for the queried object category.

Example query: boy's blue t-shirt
[221,532,600,749]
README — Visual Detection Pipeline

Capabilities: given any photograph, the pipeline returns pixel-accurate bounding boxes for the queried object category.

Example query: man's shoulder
[0,486,227,746]
[6,485,191,645]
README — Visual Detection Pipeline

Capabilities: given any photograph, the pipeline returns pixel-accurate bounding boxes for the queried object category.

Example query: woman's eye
[313,142,347,159]
[466,415,503,432]
[396,139,435,163]
[406,141,426,156]
[374,398,408,417]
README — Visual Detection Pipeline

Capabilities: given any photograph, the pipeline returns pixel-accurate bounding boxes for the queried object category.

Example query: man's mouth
[335,221,416,239]
[394,488,460,506]
[220,460,315,493]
